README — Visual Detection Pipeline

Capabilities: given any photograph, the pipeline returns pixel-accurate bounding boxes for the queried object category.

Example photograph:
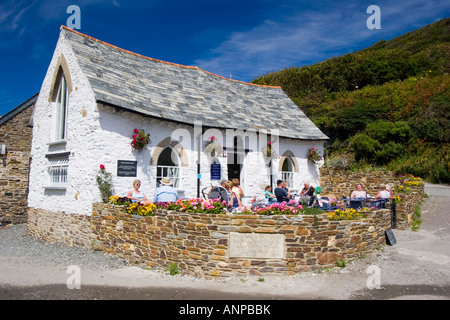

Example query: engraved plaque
[229,232,285,258]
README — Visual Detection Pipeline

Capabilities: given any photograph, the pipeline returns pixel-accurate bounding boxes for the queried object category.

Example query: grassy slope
[252,18,450,183]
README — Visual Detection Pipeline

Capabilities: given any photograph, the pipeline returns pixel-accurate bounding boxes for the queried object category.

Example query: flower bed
[109,196,365,220]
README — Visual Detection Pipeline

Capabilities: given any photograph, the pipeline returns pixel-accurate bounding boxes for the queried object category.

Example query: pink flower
[134,129,139,133]
[99,164,105,170]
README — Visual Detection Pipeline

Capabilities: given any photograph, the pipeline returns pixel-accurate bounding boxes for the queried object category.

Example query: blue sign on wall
[210,162,221,180]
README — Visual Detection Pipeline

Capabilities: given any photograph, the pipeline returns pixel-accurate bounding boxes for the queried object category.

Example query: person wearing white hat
[154,177,179,203]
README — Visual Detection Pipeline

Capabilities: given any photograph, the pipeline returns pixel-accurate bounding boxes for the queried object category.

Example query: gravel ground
[0,183,449,302]
[0,224,128,272]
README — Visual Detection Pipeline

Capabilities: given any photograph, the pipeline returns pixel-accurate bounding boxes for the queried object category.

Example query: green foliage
[96,166,113,203]
[167,262,180,276]
[252,18,450,183]
[336,259,346,268]
[350,121,412,164]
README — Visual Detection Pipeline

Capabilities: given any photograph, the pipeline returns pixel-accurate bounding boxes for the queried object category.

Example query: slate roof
[62,26,328,140]
[0,93,38,126]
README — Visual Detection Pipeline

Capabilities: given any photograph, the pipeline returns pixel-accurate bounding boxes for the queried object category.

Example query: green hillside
[252,18,450,183]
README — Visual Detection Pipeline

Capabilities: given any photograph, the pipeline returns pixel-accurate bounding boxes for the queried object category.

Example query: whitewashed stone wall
[28,29,324,217]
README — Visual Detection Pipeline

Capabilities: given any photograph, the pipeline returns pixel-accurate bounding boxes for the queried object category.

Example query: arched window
[156,147,180,188]
[54,75,68,141]
[281,157,294,189]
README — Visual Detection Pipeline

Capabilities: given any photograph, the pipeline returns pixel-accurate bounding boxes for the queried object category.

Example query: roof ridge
[60,26,281,89]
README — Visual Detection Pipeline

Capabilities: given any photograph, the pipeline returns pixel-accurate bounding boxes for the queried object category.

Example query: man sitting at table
[274,179,291,202]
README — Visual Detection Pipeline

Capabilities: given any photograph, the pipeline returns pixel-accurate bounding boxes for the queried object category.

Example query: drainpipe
[196,123,202,198]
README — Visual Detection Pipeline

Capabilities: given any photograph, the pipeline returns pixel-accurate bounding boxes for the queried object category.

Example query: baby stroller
[207,186,230,204]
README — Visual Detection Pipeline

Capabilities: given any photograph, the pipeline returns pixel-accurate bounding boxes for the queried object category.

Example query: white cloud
[193,0,450,82]
[0,0,37,32]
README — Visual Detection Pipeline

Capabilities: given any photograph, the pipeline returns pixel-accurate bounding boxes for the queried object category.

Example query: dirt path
[0,183,449,302]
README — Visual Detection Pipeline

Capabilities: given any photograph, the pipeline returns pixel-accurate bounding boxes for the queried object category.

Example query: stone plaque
[229,232,285,259]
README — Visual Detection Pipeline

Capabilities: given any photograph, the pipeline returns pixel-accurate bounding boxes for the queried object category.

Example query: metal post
[197,132,201,198]
[391,198,397,229]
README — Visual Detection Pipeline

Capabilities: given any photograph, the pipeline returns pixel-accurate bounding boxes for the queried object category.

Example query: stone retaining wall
[319,168,424,230]
[26,205,391,278]
[90,203,391,278]
[394,187,424,230]
[27,207,92,248]
[319,167,399,197]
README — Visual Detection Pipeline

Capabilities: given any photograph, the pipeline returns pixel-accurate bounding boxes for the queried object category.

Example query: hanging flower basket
[307,147,322,163]
[204,136,223,159]
[131,129,150,151]
[262,142,278,161]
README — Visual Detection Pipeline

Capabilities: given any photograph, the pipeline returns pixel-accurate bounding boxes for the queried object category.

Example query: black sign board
[385,228,397,246]
[210,162,221,180]
[117,160,137,177]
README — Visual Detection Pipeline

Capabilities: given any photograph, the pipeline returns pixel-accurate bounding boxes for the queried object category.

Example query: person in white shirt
[154,177,179,203]
[351,183,367,199]
[374,184,391,200]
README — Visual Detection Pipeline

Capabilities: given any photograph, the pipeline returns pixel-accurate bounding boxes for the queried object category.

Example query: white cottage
[28,26,328,217]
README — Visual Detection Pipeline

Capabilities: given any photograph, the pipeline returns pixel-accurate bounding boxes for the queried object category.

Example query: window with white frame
[54,75,68,141]
[47,156,69,187]
[156,147,180,188]
[281,157,294,189]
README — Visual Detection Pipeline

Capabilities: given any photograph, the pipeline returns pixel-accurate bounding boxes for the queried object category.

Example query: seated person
[274,179,291,202]
[300,182,315,197]
[300,182,316,206]
[351,183,367,199]
[154,177,179,203]
[126,179,151,204]
[264,185,277,202]
[226,182,242,212]
[374,184,391,200]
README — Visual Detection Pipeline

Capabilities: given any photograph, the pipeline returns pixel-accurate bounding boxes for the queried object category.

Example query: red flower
[99,164,105,170]
[134,129,139,133]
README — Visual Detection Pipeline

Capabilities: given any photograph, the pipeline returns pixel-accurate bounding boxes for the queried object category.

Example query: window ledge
[44,186,67,191]
[47,140,67,147]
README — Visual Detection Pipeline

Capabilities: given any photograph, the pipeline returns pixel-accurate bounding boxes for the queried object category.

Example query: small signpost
[210,161,221,180]
[117,160,137,177]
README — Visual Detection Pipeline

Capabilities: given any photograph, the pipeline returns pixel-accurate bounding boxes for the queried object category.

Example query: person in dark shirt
[274,179,291,202]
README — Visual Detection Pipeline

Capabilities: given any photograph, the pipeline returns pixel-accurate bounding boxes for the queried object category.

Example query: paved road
[0,183,449,304]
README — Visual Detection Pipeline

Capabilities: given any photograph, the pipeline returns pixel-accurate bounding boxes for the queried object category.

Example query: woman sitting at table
[126,179,151,204]
[374,184,391,200]
[351,183,367,199]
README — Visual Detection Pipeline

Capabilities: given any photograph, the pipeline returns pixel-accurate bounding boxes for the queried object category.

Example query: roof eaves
[0,92,39,126]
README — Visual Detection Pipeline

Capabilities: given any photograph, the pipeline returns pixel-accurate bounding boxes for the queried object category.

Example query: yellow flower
[109,195,119,204]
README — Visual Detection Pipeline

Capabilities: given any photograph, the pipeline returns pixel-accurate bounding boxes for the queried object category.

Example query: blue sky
[1,0,449,116]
